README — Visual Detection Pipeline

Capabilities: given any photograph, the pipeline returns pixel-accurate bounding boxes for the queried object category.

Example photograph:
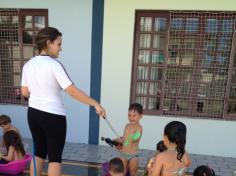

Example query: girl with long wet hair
[150,121,191,176]
[0,130,25,164]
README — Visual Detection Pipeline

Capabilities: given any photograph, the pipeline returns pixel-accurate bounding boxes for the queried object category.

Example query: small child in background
[0,114,21,154]
[0,115,21,135]
[156,140,167,153]
[107,157,125,176]
[193,165,215,176]
[0,130,25,164]
[116,103,143,176]
[150,121,191,176]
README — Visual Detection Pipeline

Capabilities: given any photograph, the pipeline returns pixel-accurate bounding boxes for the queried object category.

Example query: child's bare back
[153,150,190,176]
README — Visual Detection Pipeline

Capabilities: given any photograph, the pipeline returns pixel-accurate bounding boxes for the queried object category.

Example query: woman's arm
[65,84,106,117]
[1,146,14,161]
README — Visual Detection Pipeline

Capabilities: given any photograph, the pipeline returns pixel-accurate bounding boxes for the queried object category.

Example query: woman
[21,27,106,176]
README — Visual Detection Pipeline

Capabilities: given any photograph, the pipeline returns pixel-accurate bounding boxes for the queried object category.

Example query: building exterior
[0,0,236,158]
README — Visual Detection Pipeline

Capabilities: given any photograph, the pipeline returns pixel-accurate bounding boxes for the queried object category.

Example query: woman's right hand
[94,104,106,118]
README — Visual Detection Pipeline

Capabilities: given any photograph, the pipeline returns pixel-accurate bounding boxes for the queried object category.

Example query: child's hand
[115,137,123,150]
[146,157,155,175]
[115,143,123,150]
[0,153,3,159]
[147,157,155,170]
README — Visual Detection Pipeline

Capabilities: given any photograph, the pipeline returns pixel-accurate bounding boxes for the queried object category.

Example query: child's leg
[129,157,139,176]
[30,156,45,176]
[120,157,129,174]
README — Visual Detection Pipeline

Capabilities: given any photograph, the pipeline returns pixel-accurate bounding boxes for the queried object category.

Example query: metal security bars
[131,11,236,119]
[0,9,48,105]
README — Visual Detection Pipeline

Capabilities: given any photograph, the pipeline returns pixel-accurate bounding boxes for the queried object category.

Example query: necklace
[167,147,176,151]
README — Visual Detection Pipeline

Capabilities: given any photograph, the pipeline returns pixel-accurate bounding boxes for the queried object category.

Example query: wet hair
[156,140,167,152]
[128,103,143,114]
[164,121,186,161]
[3,130,25,156]
[0,114,11,126]
[193,165,215,176]
[108,158,124,174]
[35,27,62,53]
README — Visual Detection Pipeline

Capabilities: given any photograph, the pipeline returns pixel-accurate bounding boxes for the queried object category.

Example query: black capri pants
[28,107,67,163]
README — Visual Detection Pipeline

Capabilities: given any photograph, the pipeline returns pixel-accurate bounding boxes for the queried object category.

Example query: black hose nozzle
[101,137,121,147]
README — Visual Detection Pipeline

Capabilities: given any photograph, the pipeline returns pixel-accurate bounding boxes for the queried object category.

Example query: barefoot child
[116,103,143,176]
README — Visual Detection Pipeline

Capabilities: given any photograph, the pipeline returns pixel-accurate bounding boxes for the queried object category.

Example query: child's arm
[183,150,191,167]
[149,153,163,176]
[1,146,14,161]
[113,124,128,143]
[0,131,6,148]
[147,157,155,173]
[0,140,4,148]
[115,124,129,150]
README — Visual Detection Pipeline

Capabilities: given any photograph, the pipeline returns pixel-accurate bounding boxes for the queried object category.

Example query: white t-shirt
[21,55,73,115]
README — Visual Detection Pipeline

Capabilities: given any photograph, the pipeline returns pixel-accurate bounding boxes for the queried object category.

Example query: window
[0,9,48,105]
[131,11,236,119]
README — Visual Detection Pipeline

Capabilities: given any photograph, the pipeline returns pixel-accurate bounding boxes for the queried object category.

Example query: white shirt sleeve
[21,66,28,87]
[53,61,73,90]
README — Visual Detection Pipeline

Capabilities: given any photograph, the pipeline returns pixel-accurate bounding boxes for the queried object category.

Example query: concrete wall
[0,0,93,143]
[100,0,236,157]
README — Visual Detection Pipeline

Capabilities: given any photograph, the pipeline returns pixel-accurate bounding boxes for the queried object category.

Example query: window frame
[0,9,48,105]
[130,10,236,120]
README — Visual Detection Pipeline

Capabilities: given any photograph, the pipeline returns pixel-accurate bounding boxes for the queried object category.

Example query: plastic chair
[0,154,32,175]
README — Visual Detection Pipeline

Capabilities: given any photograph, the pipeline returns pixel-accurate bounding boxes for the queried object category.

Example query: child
[0,114,21,136]
[0,114,21,154]
[144,140,167,176]
[107,158,125,176]
[193,165,215,176]
[0,130,25,164]
[116,103,143,176]
[150,121,191,176]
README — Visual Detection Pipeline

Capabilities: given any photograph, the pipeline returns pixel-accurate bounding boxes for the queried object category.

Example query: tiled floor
[23,138,236,176]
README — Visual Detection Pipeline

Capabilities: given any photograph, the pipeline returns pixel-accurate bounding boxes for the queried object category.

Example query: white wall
[100,0,236,157]
[0,0,93,143]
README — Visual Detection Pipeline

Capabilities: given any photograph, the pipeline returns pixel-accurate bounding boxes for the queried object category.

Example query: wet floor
[0,160,193,176]
[0,160,146,176]
[2,161,103,176]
